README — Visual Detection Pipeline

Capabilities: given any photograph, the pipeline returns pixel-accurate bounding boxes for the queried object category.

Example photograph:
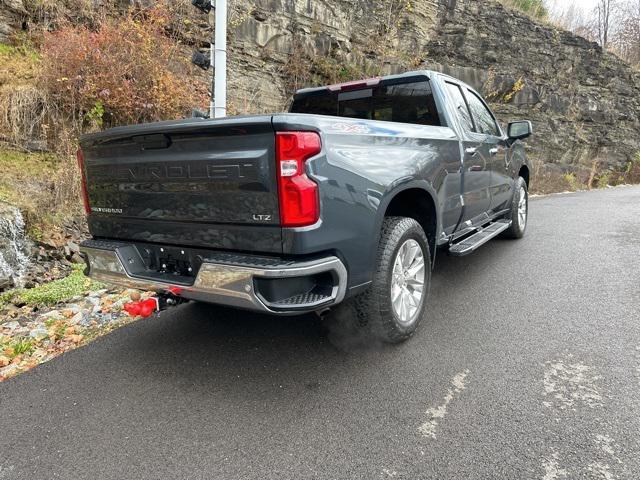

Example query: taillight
[76,148,91,214]
[275,131,321,227]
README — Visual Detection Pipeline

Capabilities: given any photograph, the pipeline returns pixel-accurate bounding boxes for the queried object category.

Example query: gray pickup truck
[78,70,532,343]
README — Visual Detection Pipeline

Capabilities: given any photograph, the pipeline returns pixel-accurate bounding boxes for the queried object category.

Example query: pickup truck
[78,70,532,343]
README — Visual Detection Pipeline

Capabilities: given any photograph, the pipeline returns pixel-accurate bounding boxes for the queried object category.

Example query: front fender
[508,141,529,179]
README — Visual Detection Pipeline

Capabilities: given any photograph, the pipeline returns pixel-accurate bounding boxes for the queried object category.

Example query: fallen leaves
[0,287,147,381]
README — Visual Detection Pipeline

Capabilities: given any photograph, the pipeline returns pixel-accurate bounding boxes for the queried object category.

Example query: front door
[444,82,491,228]
[464,88,514,214]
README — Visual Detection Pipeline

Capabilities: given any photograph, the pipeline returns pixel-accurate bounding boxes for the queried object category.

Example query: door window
[465,90,500,136]
[445,82,474,133]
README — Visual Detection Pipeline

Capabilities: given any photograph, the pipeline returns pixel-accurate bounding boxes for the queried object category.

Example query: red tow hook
[123,290,185,318]
[124,298,160,318]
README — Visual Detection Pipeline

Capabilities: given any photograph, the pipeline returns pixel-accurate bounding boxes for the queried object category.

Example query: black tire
[503,176,529,239]
[350,216,432,344]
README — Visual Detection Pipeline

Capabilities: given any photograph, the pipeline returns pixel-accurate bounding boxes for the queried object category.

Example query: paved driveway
[1,186,639,479]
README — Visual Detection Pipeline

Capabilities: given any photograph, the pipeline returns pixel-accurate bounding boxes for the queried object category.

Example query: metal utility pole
[213,0,227,118]
[208,6,215,118]
[191,0,227,118]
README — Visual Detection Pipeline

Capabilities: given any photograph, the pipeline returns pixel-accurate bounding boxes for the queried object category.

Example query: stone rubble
[19,236,87,290]
[0,288,152,381]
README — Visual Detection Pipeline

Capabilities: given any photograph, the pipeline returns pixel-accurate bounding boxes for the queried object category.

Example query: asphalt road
[1,186,639,480]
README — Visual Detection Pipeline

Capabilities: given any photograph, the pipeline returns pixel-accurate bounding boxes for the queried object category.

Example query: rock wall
[226,0,440,113]
[225,0,640,178]
[0,0,25,43]
[426,0,640,175]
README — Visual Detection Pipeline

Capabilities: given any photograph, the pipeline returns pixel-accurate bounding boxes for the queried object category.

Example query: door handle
[489,147,499,156]
[465,147,478,157]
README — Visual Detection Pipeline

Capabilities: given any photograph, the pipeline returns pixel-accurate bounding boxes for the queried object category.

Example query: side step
[449,219,512,257]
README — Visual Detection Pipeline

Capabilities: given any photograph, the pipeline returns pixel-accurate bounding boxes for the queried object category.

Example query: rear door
[463,88,513,214]
[444,81,492,225]
[80,117,283,253]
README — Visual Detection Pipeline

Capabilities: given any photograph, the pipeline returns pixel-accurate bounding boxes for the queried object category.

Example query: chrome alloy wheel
[517,186,528,230]
[391,239,426,325]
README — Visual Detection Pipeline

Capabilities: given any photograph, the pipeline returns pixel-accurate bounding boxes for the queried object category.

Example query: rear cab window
[291,79,442,127]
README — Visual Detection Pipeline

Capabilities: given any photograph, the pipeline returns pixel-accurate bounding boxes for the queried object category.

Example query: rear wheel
[353,216,431,344]
[503,176,528,239]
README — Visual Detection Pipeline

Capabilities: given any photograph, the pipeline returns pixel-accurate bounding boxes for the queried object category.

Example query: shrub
[623,153,640,184]
[502,0,548,19]
[563,172,581,191]
[40,7,207,131]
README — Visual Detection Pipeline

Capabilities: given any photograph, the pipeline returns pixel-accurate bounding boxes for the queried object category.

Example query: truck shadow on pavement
[111,238,517,380]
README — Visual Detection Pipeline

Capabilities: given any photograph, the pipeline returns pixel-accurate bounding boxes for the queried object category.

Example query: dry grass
[0,47,78,227]
[0,43,48,149]
[530,154,640,195]
[0,85,50,148]
[0,149,81,239]
[0,43,39,85]
[0,3,203,243]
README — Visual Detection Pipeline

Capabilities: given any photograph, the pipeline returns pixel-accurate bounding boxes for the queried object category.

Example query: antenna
[191,0,227,118]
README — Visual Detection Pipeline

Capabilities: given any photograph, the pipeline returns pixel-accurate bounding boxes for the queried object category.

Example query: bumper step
[270,292,333,308]
[449,219,512,257]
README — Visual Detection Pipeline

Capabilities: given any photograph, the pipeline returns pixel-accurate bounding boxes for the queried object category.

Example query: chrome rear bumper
[80,240,347,314]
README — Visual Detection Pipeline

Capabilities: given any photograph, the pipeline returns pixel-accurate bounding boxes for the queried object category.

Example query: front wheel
[503,176,528,239]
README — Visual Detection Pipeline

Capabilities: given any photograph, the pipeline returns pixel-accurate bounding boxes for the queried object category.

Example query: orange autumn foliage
[40,7,207,130]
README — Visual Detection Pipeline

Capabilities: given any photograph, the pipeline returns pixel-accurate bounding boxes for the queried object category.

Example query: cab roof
[293,70,438,99]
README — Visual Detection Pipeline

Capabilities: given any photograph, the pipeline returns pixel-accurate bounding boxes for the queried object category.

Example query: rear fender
[369,180,441,271]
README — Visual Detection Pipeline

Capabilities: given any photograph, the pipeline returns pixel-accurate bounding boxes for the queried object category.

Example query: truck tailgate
[79,116,283,253]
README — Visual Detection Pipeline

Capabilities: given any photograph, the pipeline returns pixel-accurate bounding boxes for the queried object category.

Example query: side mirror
[508,120,532,141]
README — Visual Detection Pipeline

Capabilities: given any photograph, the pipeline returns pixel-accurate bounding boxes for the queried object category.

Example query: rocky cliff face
[226,0,640,183]
[2,0,639,184]
[226,0,440,113]
[427,0,640,178]
[0,0,25,43]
